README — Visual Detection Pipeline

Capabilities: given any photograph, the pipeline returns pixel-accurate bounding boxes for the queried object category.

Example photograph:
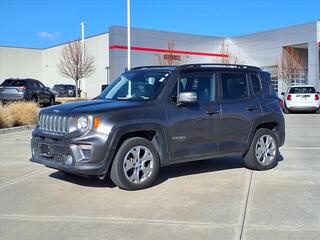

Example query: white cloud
[37,31,61,41]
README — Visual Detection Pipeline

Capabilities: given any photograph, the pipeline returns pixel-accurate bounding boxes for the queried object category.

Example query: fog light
[64,155,73,165]
[79,144,92,159]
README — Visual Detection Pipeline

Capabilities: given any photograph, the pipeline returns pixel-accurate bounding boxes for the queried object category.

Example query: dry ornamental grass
[0,102,40,128]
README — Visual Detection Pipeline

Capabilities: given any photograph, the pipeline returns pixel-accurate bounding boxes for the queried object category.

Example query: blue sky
[0,0,319,49]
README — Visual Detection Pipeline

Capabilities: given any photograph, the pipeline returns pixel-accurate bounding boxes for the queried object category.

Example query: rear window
[1,79,26,87]
[289,87,316,94]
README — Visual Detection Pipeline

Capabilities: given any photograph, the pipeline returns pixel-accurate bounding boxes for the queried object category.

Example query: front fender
[105,122,169,172]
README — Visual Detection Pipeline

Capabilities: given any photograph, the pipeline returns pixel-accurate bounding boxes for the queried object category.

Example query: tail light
[279,99,284,109]
[315,95,319,101]
[286,95,292,101]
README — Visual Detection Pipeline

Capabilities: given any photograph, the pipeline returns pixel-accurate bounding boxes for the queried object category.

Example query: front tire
[243,128,279,170]
[110,137,160,190]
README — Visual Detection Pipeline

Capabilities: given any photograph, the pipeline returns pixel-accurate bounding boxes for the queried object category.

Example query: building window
[292,69,308,85]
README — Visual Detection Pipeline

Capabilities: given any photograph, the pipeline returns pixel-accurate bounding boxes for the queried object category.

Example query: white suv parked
[282,85,319,113]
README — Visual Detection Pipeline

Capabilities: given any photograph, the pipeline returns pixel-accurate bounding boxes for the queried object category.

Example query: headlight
[77,116,89,132]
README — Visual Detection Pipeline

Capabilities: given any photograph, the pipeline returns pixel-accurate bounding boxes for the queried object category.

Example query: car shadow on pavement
[49,171,116,188]
[153,153,285,187]
[153,156,245,187]
[48,154,285,189]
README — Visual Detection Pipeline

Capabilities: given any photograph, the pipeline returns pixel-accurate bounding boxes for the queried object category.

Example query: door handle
[205,110,220,115]
[246,106,258,112]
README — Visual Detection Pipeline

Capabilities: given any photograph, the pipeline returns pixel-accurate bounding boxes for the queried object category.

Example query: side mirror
[281,92,285,96]
[178,92,197,104]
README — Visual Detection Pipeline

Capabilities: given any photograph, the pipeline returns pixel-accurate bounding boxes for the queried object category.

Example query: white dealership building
[0,20,319,97]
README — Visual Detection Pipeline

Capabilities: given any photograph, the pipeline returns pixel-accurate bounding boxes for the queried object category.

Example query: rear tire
[110,137,160,190]
[31,96,38,103]
[243,128,279,171]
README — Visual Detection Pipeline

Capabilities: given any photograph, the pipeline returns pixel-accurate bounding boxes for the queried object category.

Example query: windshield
[289,87,316,94]
[53,85,65,90]
[99,71,170,101]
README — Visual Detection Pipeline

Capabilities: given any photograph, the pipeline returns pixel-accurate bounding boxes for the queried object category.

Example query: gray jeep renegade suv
[31,64,285,190]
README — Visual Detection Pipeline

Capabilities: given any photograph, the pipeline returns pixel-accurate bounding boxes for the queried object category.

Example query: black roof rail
[178,63,261,71]
[130,65,175,70]
[129,63,261,71]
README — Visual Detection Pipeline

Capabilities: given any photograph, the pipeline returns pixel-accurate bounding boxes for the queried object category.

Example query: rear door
[166,70,220,161]
[219,71,262,154]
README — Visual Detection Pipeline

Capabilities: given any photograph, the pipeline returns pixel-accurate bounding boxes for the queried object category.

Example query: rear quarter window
[250,74,262,94]
[258,72,276,97]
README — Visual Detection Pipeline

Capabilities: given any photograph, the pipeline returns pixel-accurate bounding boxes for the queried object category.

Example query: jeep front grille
[39,114,69,133]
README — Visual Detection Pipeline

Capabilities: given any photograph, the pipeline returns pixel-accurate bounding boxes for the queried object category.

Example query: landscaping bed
[0,102,40,129]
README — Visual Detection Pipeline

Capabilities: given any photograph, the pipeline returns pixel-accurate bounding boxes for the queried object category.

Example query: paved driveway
[0,114,319,240]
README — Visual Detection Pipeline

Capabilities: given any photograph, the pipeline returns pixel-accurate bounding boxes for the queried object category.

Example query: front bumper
[30,128,113,175]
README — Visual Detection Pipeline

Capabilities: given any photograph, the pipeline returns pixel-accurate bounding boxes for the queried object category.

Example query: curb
[0,125,36,135]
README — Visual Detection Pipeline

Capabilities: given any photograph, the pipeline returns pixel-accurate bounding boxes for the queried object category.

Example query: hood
[41,99,144,115]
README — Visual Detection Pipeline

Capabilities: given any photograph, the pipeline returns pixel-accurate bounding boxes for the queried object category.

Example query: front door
[37,81,50,103]
[166,71,220,161]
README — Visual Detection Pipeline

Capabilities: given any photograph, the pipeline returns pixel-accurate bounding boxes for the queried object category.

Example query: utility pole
[80,21,86,97]
[105,66,110,84]
[127,0,132,97]
[127,0,131,70]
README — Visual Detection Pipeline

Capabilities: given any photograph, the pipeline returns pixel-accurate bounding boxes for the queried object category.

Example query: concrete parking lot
[0,114,319,240]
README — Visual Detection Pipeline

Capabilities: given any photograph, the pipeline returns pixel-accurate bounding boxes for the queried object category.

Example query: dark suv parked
[30,64,285,190]
[0,78,55,105]
[53,84,77,97]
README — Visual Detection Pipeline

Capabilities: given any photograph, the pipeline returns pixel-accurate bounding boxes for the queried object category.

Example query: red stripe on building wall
[109,45,229,58]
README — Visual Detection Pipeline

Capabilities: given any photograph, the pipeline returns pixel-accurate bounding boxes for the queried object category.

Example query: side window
[172,72,216,103]
[37,82,45,89]
[30,81,38,88]
[250,74,262,94]
[221,72,248,100]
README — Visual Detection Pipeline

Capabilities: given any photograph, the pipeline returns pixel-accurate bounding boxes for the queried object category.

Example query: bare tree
[155,40,183,66]
[218,40,242,64]
[278,46,304,86]
[57,40,95,98]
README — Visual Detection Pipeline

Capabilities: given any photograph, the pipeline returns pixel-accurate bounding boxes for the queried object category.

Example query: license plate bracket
[40,144,52,158]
